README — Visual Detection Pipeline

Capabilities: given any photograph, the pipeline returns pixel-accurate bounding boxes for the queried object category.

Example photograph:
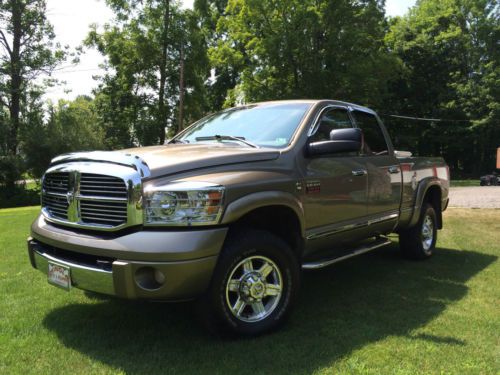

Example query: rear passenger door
[351,110,402,232]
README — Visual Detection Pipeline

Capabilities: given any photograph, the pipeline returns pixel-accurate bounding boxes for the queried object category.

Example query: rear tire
[399,203,437,260]
[197,228,300,336]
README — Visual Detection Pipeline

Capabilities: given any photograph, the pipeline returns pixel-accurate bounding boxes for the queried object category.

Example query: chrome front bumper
[29,241,115,295]
[28,238,219,300]
[27,221,224,300]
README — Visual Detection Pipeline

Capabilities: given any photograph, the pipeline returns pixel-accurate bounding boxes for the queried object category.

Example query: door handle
[388,166,400,174]
[352,169,367,177]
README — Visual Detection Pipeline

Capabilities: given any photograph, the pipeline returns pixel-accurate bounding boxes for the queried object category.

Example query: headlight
[144,181,224,226]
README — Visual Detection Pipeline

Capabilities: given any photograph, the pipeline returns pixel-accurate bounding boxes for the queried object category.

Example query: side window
[352,110,388,155]
[311,108,353,142]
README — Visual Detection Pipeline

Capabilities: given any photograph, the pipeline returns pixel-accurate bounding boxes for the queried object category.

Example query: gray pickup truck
[28,100,449,335]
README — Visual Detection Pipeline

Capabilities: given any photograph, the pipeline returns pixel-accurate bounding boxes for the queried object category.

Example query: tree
[385,0,500,176]
[86,0,210,146]
[0,0,64,187]
[0,0,64,154]
[209,0,398,108]
[22,96,106,178]
[194,0,240,111]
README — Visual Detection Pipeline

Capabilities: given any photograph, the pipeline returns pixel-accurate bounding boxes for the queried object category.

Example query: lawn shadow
[43,246,496,374]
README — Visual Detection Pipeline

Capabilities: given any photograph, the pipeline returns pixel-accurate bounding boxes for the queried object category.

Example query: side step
[302,238,392,270]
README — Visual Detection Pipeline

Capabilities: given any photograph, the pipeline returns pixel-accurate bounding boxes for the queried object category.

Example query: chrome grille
[41,170,132,229]
[80,174,128,199]
[79,173,128,226]
[41,154,148,231]
[42,172,70,219]
[80,200,128,226]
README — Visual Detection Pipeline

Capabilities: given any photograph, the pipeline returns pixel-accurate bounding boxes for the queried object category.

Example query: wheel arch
[409,179,443,229]
[221,191,305,258]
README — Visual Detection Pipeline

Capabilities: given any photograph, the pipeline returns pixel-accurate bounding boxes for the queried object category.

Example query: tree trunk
[178,41,185,131]
[9,0,22,155]
[157,0,170,144]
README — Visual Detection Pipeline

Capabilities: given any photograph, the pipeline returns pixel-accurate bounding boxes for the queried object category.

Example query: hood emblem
[66,171,80,222]
[66,190,75,205]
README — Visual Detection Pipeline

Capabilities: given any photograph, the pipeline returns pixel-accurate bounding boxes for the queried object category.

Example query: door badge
[306,180,321,194]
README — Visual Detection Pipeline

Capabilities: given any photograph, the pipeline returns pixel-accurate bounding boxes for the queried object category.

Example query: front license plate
[48,262,71,291]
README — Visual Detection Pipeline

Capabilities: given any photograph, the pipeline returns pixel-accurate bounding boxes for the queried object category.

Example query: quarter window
[351,110,388,155]
[311,108,353,142]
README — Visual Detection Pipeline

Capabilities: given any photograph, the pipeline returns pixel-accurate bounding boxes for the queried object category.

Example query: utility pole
[178,40,185,131]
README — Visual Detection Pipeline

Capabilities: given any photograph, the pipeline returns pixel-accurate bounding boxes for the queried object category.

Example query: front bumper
[28,214,228,300]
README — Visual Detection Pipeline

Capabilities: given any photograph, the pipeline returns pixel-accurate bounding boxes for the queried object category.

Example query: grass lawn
[0,207,498,374]
[450,180,480,187]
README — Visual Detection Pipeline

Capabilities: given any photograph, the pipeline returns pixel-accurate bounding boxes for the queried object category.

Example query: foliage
[194,0,239,110]
[209,0,399,108]
[86,0,210,147]
[1,0,499,197]
[0,153,24,187]
[0,0,66,188]
[22,96,106,178]
[0,180,39,208]
[385,0,500,176]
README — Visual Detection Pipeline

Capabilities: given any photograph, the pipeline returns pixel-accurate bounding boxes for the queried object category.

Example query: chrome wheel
[225,255,283,323]
[421,214,434,251]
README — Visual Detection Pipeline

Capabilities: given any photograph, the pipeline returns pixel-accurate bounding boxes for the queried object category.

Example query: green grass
[450,180,480,187]
[1,207,499,374]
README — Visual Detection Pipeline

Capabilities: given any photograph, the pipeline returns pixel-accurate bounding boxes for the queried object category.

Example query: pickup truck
[27,100,449,336]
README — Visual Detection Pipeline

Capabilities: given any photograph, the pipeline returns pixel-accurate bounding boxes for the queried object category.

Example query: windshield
[175,103,312,148]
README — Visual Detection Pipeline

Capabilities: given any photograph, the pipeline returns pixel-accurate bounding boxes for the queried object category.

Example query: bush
[0,183,40,209]
[0,154,25,188]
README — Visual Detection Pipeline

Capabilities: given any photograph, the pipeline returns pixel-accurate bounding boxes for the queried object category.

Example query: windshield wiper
[195,135,259,148]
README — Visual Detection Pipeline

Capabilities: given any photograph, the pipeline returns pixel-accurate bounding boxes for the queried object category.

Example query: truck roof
[250,99,377,115]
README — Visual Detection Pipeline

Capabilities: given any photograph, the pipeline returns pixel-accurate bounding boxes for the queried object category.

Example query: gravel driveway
[448,186,500,208]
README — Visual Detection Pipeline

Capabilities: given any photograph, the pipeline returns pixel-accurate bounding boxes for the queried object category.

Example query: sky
[43,0,416,102]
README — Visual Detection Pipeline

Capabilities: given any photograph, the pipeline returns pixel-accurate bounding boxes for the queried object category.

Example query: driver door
[302,106,369,253]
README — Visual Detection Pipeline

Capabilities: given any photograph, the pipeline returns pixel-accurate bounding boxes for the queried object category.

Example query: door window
[311,107,353,142]
[351,110,388,156]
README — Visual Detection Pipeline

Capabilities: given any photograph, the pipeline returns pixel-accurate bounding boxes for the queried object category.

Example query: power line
[51,68,103,74]
[382,114,473,123]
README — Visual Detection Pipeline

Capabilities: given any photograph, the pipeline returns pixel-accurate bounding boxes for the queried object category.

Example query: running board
[302,238,392,270]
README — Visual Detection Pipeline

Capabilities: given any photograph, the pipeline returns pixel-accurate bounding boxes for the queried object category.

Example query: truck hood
[50,144,280,179]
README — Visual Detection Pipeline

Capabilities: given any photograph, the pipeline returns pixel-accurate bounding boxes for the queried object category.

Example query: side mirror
[307,128,362,156]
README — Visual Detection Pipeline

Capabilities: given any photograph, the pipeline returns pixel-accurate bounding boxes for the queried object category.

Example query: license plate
[48,262,71,291]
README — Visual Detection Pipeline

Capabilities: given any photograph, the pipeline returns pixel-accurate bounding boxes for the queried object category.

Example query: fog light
[134,266,165,290]
[154,269,165,284]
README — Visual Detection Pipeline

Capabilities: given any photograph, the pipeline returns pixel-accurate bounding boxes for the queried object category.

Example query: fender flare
[221,191,306,237]
[408,177,443,228]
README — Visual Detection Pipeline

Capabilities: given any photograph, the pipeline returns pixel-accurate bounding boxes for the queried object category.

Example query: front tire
[198,228,300,336]
[399,203,437,260]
